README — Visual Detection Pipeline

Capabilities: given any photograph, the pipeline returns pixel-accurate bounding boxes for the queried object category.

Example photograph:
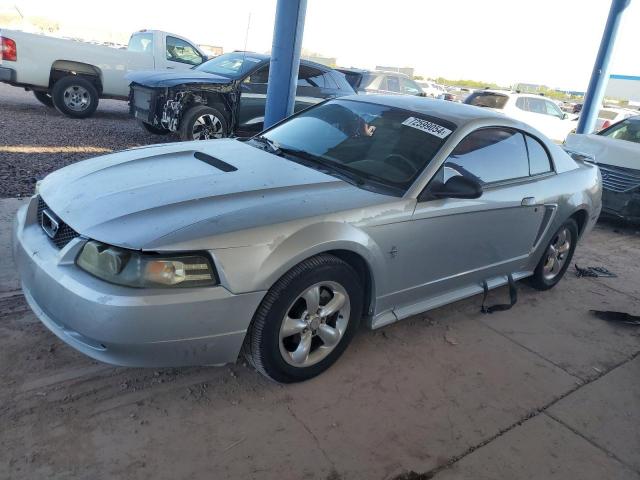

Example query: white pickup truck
[0,29,208,118]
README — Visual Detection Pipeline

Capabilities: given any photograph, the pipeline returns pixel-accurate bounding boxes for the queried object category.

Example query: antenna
[241,13,251,68]
[14,5,24,18]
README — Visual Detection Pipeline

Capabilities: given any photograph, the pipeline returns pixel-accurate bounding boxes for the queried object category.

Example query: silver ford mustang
[13,95,602,382]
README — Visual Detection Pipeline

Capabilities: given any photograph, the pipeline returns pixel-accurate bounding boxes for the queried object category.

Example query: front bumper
[601,188,640,223]
[0,66,16,83]
[12,197,266,367]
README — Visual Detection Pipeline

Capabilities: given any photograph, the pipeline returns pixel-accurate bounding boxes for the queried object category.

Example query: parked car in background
[335,68,424,96]
[595,106,636,132]
[0,29,207,118]
[14,95,601,382]
[441,91,457,102]
[449,87,474,102]
[465,90,577,143]
[417,81,446,98]
[129,52,354,141]
[564,116,640,223]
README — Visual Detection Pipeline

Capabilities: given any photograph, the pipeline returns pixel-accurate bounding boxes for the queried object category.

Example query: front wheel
[179,105,228,141]
[244,254,363,383]
[528,219,578,290]
[51,76,99,118]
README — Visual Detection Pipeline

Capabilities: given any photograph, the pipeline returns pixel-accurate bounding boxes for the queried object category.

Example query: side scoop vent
[194,151,237,172]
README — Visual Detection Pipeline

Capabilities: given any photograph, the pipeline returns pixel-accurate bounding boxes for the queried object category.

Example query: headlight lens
[76,241,218,288]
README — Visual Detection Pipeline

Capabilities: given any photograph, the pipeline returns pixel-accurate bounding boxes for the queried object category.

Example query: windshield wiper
[249,135,282,155]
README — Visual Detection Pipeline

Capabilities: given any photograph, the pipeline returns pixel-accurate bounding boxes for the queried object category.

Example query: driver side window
[441,128,530,185]
[166,36,203,65]
[545,100,563,119]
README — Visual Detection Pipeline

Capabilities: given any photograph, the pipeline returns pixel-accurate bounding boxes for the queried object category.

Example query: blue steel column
[263,0,308,129]
[576,0,631,134]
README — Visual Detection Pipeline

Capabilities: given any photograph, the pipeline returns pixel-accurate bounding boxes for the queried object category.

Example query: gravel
[0,82,175,198]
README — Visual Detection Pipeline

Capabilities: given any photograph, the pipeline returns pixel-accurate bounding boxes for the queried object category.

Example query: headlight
[76,241,218,288]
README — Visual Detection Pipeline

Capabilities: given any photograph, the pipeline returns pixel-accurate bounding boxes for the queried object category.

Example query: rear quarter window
[525,135,553,175]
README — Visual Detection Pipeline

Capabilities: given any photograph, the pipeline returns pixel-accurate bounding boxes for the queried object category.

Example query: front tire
[528,219,578,290]
[33,90,54,107]
[179,105,228,141]
[244,254,363,383]
[51,76,99,118]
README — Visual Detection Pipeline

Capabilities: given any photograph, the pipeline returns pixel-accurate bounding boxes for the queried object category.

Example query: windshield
[465,92,509,109]
[261,99,455,195]
[598,116,640,143]
[195,52,263,78]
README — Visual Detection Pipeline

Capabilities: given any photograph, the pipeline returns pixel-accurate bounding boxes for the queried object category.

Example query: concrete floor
[1,197,639,480]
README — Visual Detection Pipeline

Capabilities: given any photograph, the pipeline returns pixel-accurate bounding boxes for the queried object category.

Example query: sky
[3,0,639,91]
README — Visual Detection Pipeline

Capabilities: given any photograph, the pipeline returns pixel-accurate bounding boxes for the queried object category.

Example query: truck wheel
[33,91,54,107]
[51,76,99,118]
[139,121,170,135]
[179,105,228,141]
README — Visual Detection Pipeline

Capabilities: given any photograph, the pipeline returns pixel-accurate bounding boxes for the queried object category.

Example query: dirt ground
[1,84,639,480]
[0,82,173,198]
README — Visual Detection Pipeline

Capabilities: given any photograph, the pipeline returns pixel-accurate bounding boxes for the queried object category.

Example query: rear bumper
[12,197,266,367]
[0,66,16,83]
[601,188,640,223]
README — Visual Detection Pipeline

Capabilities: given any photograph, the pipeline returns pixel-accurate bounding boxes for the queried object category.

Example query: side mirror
[431,175,483,199]
[562,112,569,120]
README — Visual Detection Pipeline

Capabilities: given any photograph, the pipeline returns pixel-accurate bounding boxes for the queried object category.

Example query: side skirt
[369,271,532,330]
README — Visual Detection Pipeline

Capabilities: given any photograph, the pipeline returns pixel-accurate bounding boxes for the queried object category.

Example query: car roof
[340,94,505,125]
[230,51,332,72]
[476,89,557,100]
[336,68,410,79]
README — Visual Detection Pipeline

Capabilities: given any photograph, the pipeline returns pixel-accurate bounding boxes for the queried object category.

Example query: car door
[163,35,205,70]
[518,97,558,139]
[385,127,547,313]
[238,64,270,133]
[385,75,402,95]
[400,77,423,96]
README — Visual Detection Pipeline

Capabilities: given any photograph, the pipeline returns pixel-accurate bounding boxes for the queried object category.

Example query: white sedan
[465,90,577,143]
[564,115,640,222]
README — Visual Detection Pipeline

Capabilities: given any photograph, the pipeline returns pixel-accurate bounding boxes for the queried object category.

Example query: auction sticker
[402,117,452,139]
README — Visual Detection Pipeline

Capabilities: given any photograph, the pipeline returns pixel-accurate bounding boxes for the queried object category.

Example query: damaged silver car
[13,96,601,382]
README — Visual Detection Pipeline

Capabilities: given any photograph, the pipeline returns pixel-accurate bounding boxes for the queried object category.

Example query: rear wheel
[33,91,54,107]
[179,105,228,141]
[51,76,99,118]
[139,121,170,135]
[528,219,578,290]
[244,254,363,383]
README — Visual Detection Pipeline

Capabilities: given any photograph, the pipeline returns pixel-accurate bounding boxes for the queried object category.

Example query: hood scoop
[194,151,237,172]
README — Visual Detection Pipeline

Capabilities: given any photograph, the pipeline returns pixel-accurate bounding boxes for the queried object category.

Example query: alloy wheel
[542,227,572,281]
[192,114,224,140]
[279,281,350,367]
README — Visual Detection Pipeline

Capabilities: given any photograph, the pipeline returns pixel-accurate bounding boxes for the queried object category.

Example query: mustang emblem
[41,210,59,239]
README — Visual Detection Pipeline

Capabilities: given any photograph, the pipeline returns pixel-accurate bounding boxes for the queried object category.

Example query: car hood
[126,69,234,88]
[564,133,640,170]
[39,140,389,250]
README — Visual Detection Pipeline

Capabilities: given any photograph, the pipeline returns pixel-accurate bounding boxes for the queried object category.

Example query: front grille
[598,164,640,193]
[37,196,80,249]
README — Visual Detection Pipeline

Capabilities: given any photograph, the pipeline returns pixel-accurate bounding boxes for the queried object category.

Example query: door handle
[521,197,536,206]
